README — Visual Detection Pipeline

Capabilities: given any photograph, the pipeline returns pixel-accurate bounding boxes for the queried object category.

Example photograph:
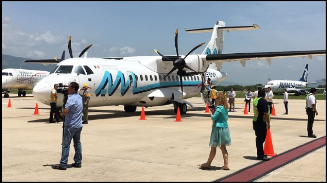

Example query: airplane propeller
[154,28,205,98]
[68,36,93,58]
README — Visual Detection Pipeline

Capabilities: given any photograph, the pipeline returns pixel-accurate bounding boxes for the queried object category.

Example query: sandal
[222,165,230,170]
[198,163,210,169]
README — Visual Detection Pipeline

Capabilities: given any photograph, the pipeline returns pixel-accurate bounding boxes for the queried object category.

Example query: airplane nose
[33,82,52,105]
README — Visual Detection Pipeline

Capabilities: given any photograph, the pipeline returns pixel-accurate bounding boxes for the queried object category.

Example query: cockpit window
[50,66,59,74]
[55,65,73,74]
[2,72,13,76]
[74,66,86,75]
[83,65,94,75]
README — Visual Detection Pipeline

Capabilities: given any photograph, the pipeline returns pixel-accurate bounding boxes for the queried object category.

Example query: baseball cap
[310,88,316,93]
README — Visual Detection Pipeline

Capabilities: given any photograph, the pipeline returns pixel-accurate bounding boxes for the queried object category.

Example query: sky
[2,1,326,86]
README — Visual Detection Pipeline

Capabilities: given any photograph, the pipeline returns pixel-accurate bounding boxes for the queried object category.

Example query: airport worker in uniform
[79,83,92,124]
[245,88,253,112]
[199,93,231,170]
[283,89,288,114]
[228,88,236,112]
[49,84,60,123]
[54,82,83,170]
[210,88,218,105]
[253,89,270,161]
[305,88,318,138]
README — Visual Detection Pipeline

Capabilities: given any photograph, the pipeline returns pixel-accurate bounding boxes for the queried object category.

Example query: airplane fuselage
[265,80,307,94]
[33,56,226,108]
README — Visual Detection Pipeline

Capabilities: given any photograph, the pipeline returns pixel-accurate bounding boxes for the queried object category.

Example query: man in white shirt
[228,88,236,112]
[283,89,288,114]
[245,88,253,112]
[265,87,273,114]
[306,88,318,138]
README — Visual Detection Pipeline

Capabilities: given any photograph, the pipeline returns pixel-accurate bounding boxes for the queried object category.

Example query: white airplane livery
[24,20,325,114]
[264,64,316,95]
[2,68,50,98]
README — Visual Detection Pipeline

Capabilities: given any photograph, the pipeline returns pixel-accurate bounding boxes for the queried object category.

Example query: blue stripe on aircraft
[95,71,200,96]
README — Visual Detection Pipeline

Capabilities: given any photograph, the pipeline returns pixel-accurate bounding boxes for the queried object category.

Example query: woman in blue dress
[199,93,231,170]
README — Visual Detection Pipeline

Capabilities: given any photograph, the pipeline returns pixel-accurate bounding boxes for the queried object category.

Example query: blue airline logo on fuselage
[278,82,304,88]
[205,48,221,55]
[95,71,201,97]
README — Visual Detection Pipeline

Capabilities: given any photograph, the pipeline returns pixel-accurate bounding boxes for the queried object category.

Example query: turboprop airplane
[24,20,326,115]
[264,64,324,95]
[2,68,50,98]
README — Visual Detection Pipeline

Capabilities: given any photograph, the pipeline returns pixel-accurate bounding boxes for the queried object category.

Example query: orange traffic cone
[243,103,248,115]
[174,107,182,122]
[33,103,40,115]
[7,98,12,108]
[271,104,276,116]
[139,106,146,120]
[264,128,277,157]
[204,102,210,113]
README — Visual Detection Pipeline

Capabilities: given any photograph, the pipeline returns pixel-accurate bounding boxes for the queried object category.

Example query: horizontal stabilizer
[185,24,259,33]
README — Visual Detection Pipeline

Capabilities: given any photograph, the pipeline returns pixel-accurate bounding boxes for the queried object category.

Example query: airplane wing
[201,50,326,69]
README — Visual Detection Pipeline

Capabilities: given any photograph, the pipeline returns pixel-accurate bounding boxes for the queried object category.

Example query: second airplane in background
[264,64,320,96]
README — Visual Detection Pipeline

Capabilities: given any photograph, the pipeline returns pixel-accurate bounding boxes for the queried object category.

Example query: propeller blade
[179,74,184,99]
[184,65,198,73]
[68,36,73,58]
[175,28,179,57]
[162,67,177,80]
[79,44,93,57]
[184,42,205,59]
[154,49,173,61]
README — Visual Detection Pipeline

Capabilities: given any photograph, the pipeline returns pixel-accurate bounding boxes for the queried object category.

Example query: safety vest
[50,88,58,103]
[253,97,270,122]
[210,89,217,99]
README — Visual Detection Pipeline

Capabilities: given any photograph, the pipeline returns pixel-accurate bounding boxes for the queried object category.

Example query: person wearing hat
[305,88,318,138]
[79,83,92,124]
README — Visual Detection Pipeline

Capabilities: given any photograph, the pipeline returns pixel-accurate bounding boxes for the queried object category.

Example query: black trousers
[284,101,288,114]
[50,103,59,122]
[306,108,315,135]
[245,99,251,112]
[254,121,267,158]
[268,102,272,114]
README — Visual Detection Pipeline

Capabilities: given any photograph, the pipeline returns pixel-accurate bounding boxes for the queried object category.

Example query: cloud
[109,46,136,55]
[3,16,10,23]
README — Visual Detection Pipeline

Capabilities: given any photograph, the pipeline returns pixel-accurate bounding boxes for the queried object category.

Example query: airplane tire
[4,94,9,98]
[18,91,21,97]
[22,91,26,97]
[124,105,136,112]
[179,103,187,114]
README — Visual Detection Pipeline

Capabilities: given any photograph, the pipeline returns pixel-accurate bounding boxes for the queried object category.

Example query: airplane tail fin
[185,21,260,56]
[298,64,308,82]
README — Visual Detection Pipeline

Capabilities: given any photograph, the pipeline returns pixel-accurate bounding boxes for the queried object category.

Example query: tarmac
[2,94,326,182]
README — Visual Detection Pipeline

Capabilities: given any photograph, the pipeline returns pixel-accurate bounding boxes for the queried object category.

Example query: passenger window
[140,75,143,81]
[145,75,148,81]
[135,75,138,81]
[150,75,153,81]
[154,75,157,81]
